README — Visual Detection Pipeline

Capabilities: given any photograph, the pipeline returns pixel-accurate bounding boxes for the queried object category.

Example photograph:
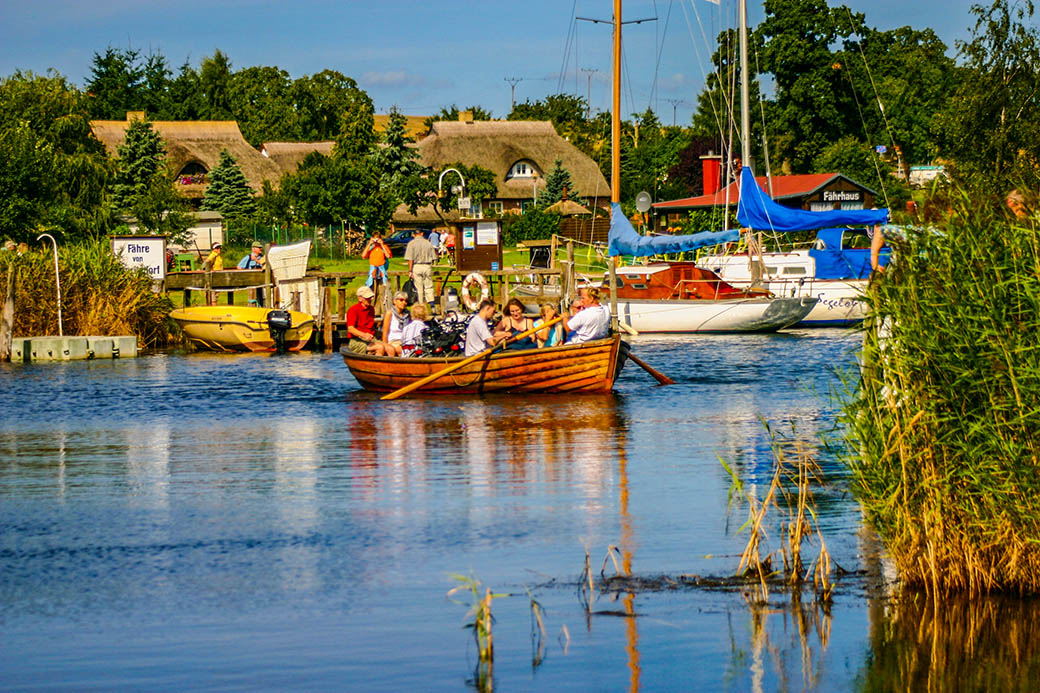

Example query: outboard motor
[266,310,293,353]
[444,287,460,313]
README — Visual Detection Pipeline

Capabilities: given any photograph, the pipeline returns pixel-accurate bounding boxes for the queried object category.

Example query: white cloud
[360,71,428,87]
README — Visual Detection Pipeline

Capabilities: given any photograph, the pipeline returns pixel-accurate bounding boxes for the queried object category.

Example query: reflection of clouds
[126,422,170,509]
[274,417,319,592]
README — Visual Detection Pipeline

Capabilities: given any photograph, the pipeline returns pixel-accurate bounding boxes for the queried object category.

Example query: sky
[0,0,981,125]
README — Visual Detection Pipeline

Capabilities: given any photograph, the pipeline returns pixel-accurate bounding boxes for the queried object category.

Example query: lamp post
[438,168,467,211]
[37,233,63,337]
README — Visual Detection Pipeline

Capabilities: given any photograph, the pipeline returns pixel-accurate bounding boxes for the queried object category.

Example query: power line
[504,77,524,111]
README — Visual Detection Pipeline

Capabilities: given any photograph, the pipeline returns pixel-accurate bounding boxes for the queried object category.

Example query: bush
[843,190,1040,594]
[3,240,175,348]
[501,208,561,246]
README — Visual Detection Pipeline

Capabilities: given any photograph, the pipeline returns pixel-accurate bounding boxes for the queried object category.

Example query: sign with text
[111,236,166,280]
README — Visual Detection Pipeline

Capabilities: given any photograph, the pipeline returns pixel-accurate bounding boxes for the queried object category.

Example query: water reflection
[859,591,1040,691]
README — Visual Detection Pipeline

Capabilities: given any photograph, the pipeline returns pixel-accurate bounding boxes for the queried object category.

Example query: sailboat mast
[611,0,622,204]
[738,0,752,172]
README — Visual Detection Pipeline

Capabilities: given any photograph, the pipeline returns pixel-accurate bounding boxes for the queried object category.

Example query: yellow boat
[170,306,315,352]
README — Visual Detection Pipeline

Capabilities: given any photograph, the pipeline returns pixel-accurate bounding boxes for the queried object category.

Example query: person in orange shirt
[362,232,391,288]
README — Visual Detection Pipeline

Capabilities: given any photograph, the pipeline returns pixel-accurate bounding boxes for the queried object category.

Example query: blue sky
[1,1,979,124]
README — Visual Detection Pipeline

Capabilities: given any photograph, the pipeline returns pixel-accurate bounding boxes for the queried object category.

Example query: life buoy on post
[461,272,490,311]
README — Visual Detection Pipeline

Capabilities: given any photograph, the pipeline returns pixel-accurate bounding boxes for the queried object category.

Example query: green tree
[201,149,256,220]
[229,65,298,145]
[0,70,111,241]
[540,158,586,207]
[934,0,1040,189]
[199,50,234,119]
[757,0,862,173]
[292,70,367,141]
[812,136,910,207]
[374,107,426,212]
[140,52,174,119]
[167,60,204,120]
[85,46,144,119]
[110,118,189,238]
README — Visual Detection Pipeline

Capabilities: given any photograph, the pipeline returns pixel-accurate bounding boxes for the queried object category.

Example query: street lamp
[37,233,63,336]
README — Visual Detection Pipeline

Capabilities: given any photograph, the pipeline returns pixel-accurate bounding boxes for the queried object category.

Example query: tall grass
[3,240,174,347]
[844,192,1040,594]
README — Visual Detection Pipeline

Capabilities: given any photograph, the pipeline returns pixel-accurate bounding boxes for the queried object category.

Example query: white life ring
[461,272,490,311]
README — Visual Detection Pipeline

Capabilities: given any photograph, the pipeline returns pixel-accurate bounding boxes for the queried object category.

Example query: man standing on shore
[405,229,438,308]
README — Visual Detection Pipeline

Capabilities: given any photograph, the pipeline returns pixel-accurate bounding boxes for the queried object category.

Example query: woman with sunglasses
[381,291,411,356]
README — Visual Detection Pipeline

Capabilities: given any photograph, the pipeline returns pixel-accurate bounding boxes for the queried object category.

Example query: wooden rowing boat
[342,335,629,394]
[170,305,314,352]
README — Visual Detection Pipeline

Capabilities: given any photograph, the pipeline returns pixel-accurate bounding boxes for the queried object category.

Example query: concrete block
[111,336,138,358]
[10,337,27,362]
[87,337,113,359]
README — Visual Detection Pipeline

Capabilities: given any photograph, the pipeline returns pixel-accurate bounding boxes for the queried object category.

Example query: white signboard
[476,222,499,246]
[462,226,476,250]
[457,196,471,211]
[111,236,166,280]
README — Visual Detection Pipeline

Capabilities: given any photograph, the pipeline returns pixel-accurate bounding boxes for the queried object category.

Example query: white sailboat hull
[615,296,816,333]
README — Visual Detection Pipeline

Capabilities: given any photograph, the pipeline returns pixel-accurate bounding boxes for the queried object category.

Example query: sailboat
[603,1,817,334]
[696,172,891,326]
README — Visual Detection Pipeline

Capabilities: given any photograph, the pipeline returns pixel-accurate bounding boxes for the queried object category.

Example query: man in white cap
[346,285,389,355]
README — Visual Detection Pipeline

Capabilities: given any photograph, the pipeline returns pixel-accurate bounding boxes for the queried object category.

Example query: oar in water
[381,315,565,401]
[626,352,675,385]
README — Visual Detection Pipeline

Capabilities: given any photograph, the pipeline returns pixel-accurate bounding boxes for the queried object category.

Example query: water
[1,331,1033,690]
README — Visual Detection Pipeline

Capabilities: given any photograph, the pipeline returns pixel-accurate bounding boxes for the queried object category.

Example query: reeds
[4,240,174,347]
[844,194,1040,594]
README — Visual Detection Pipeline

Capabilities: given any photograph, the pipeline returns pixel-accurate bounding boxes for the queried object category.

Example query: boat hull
[615,296,816,333]
[170,306,315,352]
[342,335,628,394]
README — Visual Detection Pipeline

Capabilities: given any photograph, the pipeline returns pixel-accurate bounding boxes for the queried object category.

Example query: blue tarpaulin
[607,203,740,258]
[809,227,891,279]
[736,167,888,231]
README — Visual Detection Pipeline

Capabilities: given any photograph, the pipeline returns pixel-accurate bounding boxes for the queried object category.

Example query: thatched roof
[90,116,283,195]
[416,121,609,201]
[543,199,591,216]
[260,141,335,172]
[373,114,430,140]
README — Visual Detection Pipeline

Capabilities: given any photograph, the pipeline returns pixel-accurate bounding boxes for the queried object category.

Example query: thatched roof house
[260,141,335,172]
[394,120,609,225]
[90,113,283,198]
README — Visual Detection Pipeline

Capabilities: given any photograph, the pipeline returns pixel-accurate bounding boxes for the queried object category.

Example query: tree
[813,136,910,206]
[201,150,256,220]
[199,50,234,119]
[229,65,298,145]
[0,70,111,241]
[110,118,190,238]
[140,52,174,119]
[167,60,204,120]
[292,70,366,141]
[86,47,144,119]
[374,107,426,212]
[540,159,587,207]
[934,0,1040,189]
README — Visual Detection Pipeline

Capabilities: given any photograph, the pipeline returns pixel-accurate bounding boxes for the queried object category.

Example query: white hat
[357,286,375,299]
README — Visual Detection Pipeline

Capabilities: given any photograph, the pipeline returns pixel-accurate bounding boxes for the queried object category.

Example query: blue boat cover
[608,203,740,257]
[736,167,888,231]
[809,227,891,279]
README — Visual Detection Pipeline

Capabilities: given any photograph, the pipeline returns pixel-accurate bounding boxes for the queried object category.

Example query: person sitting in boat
[400,303,429,357]
[202,242,223,271]
[534,303,563,348]
[464,299,511,357]
[496,298,536,350]
[237,242,265,269]
[381,291,411,357]
[346,286,390,355]
[562,287,610,344]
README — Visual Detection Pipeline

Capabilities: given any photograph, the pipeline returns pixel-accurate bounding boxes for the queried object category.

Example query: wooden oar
[626,352,674,386]
[381,315,566,400]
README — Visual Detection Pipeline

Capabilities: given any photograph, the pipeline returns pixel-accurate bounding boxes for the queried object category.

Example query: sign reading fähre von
[111,236,166,280]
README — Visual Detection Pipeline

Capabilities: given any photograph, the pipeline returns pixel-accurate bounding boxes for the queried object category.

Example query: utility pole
[580,68,598,118]
[665,98,685,127]
[504,77,523,111]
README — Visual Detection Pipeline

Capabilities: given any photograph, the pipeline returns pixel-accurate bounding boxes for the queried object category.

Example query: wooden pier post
[323,285,333,353]
[0,262,14,362]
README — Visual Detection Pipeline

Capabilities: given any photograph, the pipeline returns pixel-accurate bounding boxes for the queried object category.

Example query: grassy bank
[844,197,1040,594]
[4,241,174,348]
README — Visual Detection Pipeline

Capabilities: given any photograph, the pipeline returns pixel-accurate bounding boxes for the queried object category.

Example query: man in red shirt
[346,286,390,355]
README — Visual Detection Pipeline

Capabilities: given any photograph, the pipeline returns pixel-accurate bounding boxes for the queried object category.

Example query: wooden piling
[323,285,333,353]
[0,262,15,362]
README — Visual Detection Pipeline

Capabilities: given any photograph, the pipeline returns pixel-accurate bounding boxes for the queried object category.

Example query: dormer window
[507,160,538,179]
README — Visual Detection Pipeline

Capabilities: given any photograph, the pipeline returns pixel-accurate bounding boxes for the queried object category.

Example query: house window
[508,160,538,179]
[487,201,503,215]
[469,200,483,219]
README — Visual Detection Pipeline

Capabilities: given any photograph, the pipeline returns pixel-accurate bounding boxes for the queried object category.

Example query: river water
[2,331,1036,690]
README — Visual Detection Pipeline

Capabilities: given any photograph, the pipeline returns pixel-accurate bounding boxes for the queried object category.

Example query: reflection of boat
[341,335,628,394]
[612,261,816,332]
[170,306,314,352]
[699,227,892,326]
